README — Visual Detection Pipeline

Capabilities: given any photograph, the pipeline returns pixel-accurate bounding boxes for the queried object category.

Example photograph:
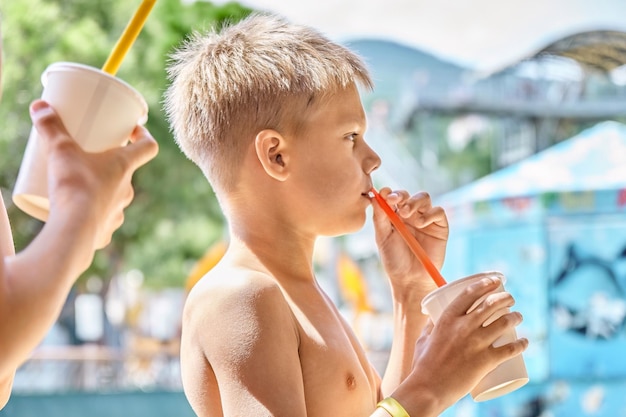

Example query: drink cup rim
[421,270,506,312]
[41,61,148,124]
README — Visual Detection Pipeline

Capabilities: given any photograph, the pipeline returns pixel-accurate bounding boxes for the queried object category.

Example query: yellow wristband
[376,397,410,417]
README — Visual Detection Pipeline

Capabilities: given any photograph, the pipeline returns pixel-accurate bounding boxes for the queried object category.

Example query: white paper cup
[12,62,148,221]
[421,271,529,402]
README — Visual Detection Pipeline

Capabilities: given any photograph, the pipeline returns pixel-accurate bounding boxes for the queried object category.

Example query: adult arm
[0,100,158,408]
[0,196,16,406]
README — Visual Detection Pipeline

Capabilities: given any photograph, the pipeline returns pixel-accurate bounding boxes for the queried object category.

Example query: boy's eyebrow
[341,119,367,132]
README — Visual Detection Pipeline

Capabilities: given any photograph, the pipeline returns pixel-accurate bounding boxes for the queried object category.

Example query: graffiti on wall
[552,243,626,340]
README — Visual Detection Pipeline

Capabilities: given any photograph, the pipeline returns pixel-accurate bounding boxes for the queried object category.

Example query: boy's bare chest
[286,295,379,416]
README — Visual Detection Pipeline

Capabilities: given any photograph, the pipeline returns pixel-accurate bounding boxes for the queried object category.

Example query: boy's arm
[0,101,158,409]
[184,275,308,416]
[368,190,529,416]
[381,285,432,394]
[384,277,528,416]
[370,188,448,394]
[0,373,13,411]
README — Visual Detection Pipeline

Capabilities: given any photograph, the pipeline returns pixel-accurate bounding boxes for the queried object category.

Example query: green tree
[0,0,252,289]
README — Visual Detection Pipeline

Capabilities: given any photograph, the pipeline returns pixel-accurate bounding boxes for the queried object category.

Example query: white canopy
[437,121,626,205]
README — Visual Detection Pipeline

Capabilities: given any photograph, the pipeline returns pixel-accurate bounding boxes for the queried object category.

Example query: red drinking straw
[370,188,447,287]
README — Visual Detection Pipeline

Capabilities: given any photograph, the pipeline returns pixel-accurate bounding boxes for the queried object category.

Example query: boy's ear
[254,129,289,181]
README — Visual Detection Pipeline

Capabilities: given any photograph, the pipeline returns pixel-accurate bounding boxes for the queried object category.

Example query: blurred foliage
[0,0,252,288]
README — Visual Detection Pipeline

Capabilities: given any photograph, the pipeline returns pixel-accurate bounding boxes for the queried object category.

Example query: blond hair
[164,13,372,193]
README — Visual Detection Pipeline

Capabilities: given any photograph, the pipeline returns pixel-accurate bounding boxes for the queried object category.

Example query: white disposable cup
[12,62,148,222]
[421,271,529,402]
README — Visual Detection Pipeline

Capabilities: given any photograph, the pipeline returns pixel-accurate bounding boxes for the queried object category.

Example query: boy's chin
[322,219,367,237]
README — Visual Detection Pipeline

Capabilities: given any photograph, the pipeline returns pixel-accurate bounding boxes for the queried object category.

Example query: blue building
[437,121,626,416]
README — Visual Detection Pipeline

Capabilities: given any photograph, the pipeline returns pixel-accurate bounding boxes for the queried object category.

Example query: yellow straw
[102,0,157,75]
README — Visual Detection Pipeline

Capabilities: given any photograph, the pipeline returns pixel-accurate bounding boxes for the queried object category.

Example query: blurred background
[1,0,626,416]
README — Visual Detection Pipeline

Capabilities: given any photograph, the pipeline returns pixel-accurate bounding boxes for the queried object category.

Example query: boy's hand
[30,99,159,249]
[371,187,449,293]
[394,277,528,413]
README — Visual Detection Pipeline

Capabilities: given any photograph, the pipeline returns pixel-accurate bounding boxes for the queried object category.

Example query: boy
[165,13,527,417]
[0,22,159,408]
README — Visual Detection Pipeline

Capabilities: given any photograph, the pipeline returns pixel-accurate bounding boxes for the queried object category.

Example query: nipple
[346,373,357,390]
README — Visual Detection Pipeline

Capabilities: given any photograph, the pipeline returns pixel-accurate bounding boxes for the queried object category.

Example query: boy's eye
[346,133,358,142]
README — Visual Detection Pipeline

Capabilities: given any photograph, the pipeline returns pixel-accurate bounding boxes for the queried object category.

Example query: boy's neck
[227,225,318,284]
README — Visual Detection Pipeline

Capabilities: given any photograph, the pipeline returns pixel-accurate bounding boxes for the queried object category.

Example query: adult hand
[30,99,159,249]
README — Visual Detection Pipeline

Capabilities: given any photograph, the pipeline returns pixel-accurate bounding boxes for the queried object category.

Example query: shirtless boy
[165,13,528,417]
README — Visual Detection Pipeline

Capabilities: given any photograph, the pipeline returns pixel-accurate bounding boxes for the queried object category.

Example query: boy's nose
[363,146,381,174]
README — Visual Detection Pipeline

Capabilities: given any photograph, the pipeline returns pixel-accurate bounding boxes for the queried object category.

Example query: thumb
[445,276,502,318]
[29,100,74,149]
[421,318,434,336]
[119,125,159,170]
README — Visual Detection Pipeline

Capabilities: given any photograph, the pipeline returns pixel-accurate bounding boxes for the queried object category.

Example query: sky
[218,0,626,72]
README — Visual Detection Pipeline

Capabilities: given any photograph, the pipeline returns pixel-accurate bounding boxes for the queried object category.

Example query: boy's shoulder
[182,265,300,356]
[183,265,293,326]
